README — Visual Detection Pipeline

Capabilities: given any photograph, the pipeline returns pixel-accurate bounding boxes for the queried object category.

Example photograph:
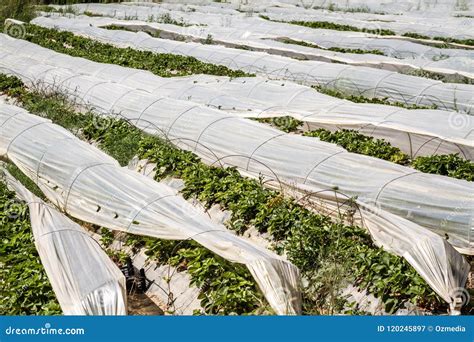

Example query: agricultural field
[0,0,473,318]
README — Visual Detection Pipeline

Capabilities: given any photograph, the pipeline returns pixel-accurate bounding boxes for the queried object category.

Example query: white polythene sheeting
[0,36,471,160]
[63,15,474,81]
[0,102,301,315]
[32,16,474,113]
[0,44,472,253]
[2,170,127,315]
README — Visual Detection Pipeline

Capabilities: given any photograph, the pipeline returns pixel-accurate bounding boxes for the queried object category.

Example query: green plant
[412,154,474,181]
[302,129,473,181]
[83,10,102,17]
[286,20,395,35]
[17,24,253,79]
[402,32,431,40]
[353,246,440,313]
[1,81,267,315]
[6,162,46,200]
[104,23,163,38]
[0,180,61,315]
[83,118,142,166]
[100,227,114,247]
[312,4,386,14]
[126,234,266,314]
[304,129,410,165]
[35,4,57,13]
[0,0,36,23]
[203,34,214,45]
[327,46,385,56]
[402,32,474,47]
[146,240,265,315]
[130,127,443,313]
[106,248,129,265]
[156,12,190,27]
[0,74,25,98]
[255,116,303,132]
[407,68,472,84]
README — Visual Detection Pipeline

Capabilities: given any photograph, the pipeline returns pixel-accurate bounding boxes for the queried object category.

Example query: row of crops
[1,0,473,316]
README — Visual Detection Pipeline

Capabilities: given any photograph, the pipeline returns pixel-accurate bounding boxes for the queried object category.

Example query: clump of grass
[0,0,36,23]
[5,162,47,200]
[155,12,190,27]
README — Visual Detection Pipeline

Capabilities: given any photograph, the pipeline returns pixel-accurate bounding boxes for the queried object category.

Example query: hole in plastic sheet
[114,212,119,219]
[96,205,101,212]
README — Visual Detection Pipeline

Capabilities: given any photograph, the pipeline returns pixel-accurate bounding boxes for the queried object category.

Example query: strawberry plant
[304,128,410,165]
[412,154,474,181]
[0,74,25,98]
[1,77,265,315]
[0,179,61,315]
[255,116,303,133]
